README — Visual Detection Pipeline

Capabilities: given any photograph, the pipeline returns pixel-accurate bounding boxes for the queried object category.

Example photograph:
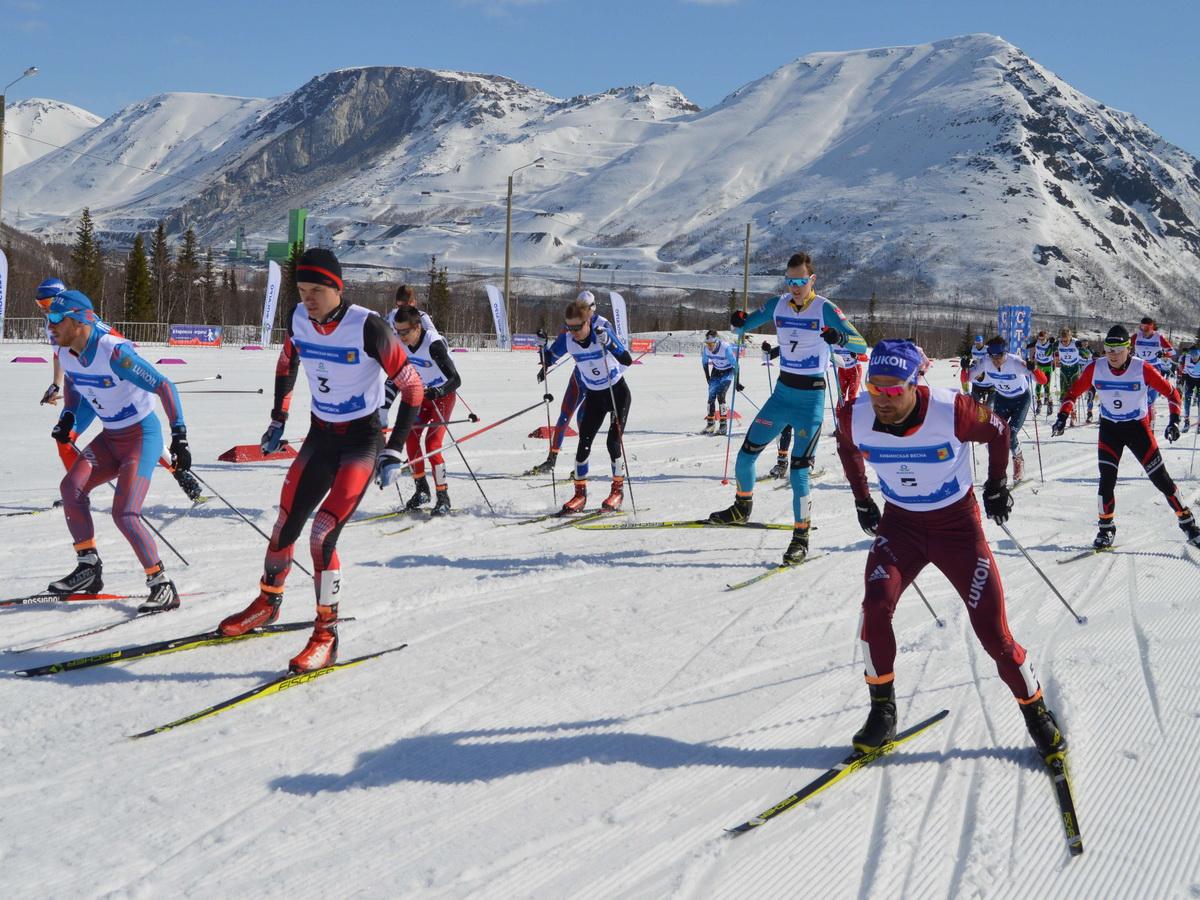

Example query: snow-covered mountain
[7,35,1200,318]
[2,98,102,174]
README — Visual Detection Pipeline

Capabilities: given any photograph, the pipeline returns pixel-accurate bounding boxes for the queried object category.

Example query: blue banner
[169,324,223,347]
[997,305,1032,356]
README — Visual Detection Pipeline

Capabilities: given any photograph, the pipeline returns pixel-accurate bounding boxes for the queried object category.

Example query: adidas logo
[868,565,889,582]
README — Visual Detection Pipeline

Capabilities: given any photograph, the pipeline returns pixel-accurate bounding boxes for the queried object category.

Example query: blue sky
[3,0,1198,155]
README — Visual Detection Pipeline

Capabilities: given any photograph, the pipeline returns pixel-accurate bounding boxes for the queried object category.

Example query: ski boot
[1183,418,1191,434]
[601,476,624,512]
[853,682,898,752]
[768,455,788,479]
[708,495,752,525]
[1045,399,1054,417]
[1093,522,1116,551]
[1034,399,1042,416]
[782,525,810,565]
[219,586,283,636]
[48,549,103,595]
[561,479,588,514]
[289,603,339,673]
[430,487,452,517]
[1085,409,1094,424]
[1012,453,1025,484]
[405,477,431,511]
[702,419,716,435]
[527,450,558,476]
[1021,696,1067,758]
[1178,510,1200,547]
[138,565,180,613]
[717,405,728,435]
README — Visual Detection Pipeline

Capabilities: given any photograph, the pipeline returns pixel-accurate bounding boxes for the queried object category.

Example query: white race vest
[832,347,859,370]
[1033,341,1055,365]
[973,353,1032,398]
[405,328,450,390]
[852,386,973,512]
[566,315,625,390]
[58,332,155,429]
[1184,353,1200,378]
[772,294,831,377]
[291,304,386,422]
[1133,332,1169,362]
[1057,341,1081,365]
[702,340,735,372]
[1092,357,1152,422]
[970,345,987,363]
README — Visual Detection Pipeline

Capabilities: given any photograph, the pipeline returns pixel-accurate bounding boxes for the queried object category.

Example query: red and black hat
[296,248,343,291]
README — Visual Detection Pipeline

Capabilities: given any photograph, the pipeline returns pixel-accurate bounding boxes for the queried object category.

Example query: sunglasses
[46,311,70,324]
[866,381,910,397]
[784,276,811,288]
[395,326,417,337]
[564,321,586,331]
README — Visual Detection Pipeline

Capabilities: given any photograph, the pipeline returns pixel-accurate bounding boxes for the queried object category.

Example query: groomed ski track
[2,343,1199,897]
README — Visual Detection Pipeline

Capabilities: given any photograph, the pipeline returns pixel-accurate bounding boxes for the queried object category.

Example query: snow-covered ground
[2,344,1199,897]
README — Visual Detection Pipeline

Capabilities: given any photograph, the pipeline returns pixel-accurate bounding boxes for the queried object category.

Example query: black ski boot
[1178,510,1200,547]
[1093,522,1116,550]
[405,477,431,511]
[139,565,180,613]
[430,488,452,517]
[1021,697,1067,758]
[853,682,898,752]
[768,455,788,479]
[48,549,103,595]
[708,495,752,525]
[782,526,810,565]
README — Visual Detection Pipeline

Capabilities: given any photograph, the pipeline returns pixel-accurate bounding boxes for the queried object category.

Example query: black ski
[726,709,949,835]
[8,610,169,654]
[129,643,407,739]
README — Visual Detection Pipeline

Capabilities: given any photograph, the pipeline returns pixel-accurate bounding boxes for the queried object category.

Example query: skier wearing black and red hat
[216,248,426,672]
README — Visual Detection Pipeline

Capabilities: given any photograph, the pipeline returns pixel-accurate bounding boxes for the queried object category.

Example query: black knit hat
[1105,324,1131,347]
[296,248,343,291]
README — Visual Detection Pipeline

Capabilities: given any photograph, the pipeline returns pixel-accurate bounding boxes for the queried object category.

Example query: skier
[1132,316,1175,427]
[761,341,793,478]
[834,338,1065,758]
[709,251,868,565]
[701,329,739,434]
[394,305,462,516]
[527,291,609,475]
[540,296,633,513]
[967,337,1046,483]
[1055,327,1085,426]
[1028,330,1055,416]
[1181,344,1200,432]
[45,291,190,612]
[831,346,865,409]
[1053,324,1200,549]
[217,249,424,672]
[387,283,436,335]
[1077,338,1097,423]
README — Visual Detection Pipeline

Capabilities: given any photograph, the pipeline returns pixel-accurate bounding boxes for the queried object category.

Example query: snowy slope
[2,345,1200,896]
[1,98,102,174]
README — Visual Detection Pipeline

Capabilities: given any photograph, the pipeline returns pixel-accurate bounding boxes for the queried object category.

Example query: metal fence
[1,318,288,346]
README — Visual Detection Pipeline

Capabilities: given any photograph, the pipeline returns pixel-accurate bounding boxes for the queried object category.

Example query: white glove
[375,449,407,489]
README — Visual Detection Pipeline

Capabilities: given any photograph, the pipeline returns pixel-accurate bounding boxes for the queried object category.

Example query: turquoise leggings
[734,383,824,523]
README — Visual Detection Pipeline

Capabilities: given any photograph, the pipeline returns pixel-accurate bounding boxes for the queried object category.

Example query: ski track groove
[1126,557,1166,738]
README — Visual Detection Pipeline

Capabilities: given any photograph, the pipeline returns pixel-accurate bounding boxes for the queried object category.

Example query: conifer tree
[71,207,104,307]
[173,226,200,322]
[124,233,154,322]
[201,247,217,324]
[149,220,171,322]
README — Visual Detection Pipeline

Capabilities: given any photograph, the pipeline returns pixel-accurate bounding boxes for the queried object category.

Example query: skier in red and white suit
[835,338,1065,759]
[217,249,424,673]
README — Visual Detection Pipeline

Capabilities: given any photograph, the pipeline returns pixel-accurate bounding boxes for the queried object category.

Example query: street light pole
[0,66,39,229]
[502,156,543,339]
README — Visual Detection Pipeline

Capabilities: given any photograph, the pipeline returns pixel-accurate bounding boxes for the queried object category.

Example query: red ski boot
[218,585,282,636]
[289,604,339,673]
[561,479,587,514]
[601,476,624,511]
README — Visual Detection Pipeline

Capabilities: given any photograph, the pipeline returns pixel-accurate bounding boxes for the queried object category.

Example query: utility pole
[0,67,39,228]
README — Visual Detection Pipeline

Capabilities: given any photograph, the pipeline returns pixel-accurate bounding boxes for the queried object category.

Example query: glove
[736,380,745,392]
[855,498,881,535]
[425,384,445,400]
[260,419,285,454]
[536,366,547,384]
[536,328,548,343]
[1050,412,1068,437]
[730,310,747,329]
[1166,413,1181,443]
[40,383,61,405]
[595,327,612,347]
[374,448,406,489]
[169,426,192,472]
[820,326,844,346]
[761,341,772,353]
[51,411,75,444]
[982,478,1013,525]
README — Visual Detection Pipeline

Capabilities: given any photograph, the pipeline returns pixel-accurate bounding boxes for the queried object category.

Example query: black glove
[730,310,747,329]
[536,328,548,343]
[982,478,1013,524]
[736,380,745,392]
[820,326,844,346]
[40,383,61,405]
[855,497,881,535]
[425,385,445,401]
[1050,412,1068,436]
[1166,413,1181,443]
[169,426,192,472]
[261,419,285,454]
[536,366,546,384]
[51,411,75,444]
[761,341,772,353]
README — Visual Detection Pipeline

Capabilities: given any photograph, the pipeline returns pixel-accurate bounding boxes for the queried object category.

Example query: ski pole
[910,579,945,628]
[403,396,552,472]
[538,342,558,505]
[1030,399,1045,484]
[433,399,496,514]
[601,345,637,518]
[69,443,189,567]
[997,521,1086,625]
[411,416,479,429]
[736,388,761,412]
[187,470,312,577]
[1190,417,1198,479]
[173,375,222,386]
[721,341,744,486]
[177,389,264,395]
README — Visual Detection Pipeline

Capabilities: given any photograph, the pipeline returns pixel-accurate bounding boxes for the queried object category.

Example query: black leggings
[574,380,631,479]
[1096,417,1184,521]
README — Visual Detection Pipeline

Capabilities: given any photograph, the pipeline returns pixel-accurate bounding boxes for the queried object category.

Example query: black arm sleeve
[428,339,462,394]
[270,310,300,421]
[611,346,634,367]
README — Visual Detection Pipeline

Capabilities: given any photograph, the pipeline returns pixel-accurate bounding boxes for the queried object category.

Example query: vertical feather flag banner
[260,261,281,347]
[484,284,512,350]
[0,249,8,341]
[609,291,629,346]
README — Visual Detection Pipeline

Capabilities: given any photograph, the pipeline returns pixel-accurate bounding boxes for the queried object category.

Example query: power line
[6,131,213,188]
